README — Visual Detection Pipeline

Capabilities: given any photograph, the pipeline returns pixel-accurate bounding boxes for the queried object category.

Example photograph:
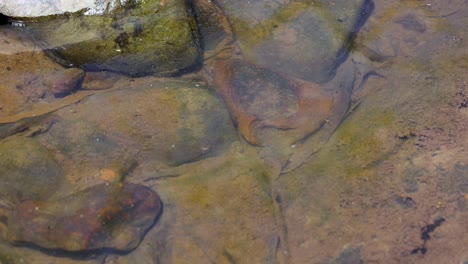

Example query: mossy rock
[24,0,200,76]
[0,136,64,202]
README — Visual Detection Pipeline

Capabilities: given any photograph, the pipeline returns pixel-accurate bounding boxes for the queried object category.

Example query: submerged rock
[0,27,85,116]
[195,0,361,170]
[0,136,64,203]
[213,59,333,146]
[215,0,373,83]
[7,183,161,252]
[210,55,355,171]
[36,79,234,178]
[20,0,200,76]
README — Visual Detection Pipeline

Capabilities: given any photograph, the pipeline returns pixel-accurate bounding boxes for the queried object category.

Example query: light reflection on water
[0,0,467,263]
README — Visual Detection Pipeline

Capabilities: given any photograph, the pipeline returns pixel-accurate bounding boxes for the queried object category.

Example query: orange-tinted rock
[213,59,333,145]
[0,27,85,116]
[7,183,161,252]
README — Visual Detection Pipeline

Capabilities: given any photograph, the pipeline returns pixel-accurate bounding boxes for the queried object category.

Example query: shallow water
[0,0,467,263]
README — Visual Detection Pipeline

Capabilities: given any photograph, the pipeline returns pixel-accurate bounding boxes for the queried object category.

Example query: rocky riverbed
[0,0,467,263]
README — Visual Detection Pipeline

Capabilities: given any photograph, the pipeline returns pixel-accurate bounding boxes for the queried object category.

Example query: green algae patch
[331,109,398,176]
[283,90,402,183]
[160,145,279,262]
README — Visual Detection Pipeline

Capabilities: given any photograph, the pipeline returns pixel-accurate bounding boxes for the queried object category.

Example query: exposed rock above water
[0,0,95,18]
[0,0,145,18]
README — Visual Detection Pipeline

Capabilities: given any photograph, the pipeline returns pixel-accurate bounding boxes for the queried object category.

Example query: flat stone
[7,183,161,252]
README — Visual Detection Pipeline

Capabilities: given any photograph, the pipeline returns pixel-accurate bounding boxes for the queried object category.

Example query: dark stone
[0,14,7,25]
[395,14,426,33]
[394,196,416,209]
[411,217,445,255]
[335,246,363,264]
[7,183,161,252]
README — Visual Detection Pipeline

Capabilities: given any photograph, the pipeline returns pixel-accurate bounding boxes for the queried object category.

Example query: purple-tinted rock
[43,67,84,98]
[7,183,161,252]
